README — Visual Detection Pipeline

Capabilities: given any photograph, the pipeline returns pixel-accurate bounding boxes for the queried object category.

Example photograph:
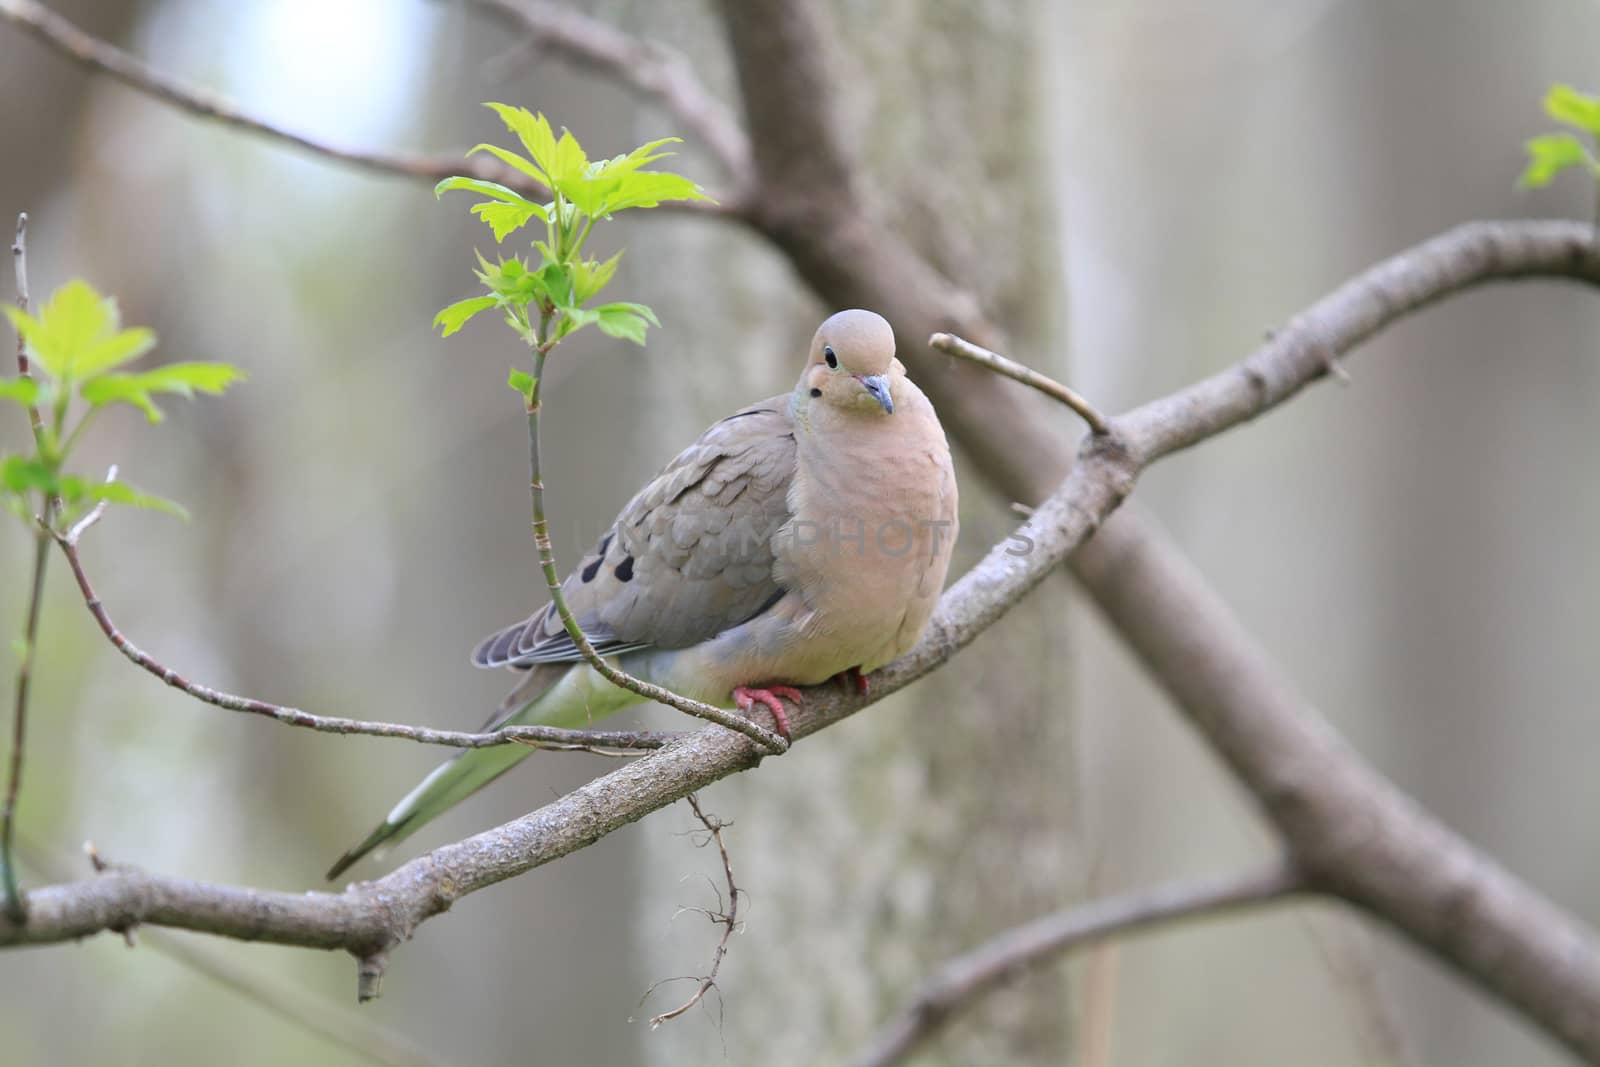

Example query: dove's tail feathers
[324,738,533,882]
[324,661,641,882]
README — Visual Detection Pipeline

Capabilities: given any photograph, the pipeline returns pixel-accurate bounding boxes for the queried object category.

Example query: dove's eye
[823,345,838,369]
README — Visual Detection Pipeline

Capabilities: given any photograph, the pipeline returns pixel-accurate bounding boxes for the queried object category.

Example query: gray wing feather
[472,398,795,669]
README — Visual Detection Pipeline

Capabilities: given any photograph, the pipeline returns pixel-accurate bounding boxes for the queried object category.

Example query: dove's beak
[856,374,894,414]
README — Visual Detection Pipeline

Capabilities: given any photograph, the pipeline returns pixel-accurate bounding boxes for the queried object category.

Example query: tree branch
[849,861,1305,1067]
[929,331,1110,434]
[0,0,734,217]
[714,6,1600,1058]
[17,839,444,1067]
[51,530,677,755]
[4,225,1599,1057]
[462,0,754,197]
[5,6,1599,1055]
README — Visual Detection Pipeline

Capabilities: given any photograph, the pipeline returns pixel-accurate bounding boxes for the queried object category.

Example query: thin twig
[0,519,47,924]
[523,328,788,754]
[0,0,733,218]
[49,533,675,754]
[10,213,42,436]
[929,331,1110,434]
[646,794,739,1028]
[849,862,1304,1067]
[462,0,754,195]
[1,212,40,923]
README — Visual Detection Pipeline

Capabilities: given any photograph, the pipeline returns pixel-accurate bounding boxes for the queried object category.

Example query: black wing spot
[580,532,613,583]
[615,555,635,582]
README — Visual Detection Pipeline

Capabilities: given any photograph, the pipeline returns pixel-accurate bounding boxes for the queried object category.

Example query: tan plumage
[327,310,958,880]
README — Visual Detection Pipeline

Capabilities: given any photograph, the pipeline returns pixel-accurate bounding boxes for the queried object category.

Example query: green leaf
[434,296,499,337]
[539,263,575,309]
[437,176,550,241]
[122,362,242,395]
[467,143,550,189]
[1545,84,1600,136]
[0,454,56,495]
[0,377,40,408]
[593,302,659,346]
[88,480,189,520]
[595,138,682,180]
[75,325,156,379]
[434,176,547,212]
[472,201,544,242]
[507,367,537,400]
[552,305,601,341]
[551,129,590,188]
[484,104,561,181]
[80,361,244,421]
[2,280,147,380]
[1519,132,1592,188]
[85,382,162,422]
[572,252,622,305]
[602,171,711,214]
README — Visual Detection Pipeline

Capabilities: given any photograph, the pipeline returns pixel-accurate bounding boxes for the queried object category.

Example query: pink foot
[830,667,870,697]
[733,685,803,739]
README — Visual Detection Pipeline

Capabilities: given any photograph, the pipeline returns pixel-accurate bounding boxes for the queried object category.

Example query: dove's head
[797,309,902,417]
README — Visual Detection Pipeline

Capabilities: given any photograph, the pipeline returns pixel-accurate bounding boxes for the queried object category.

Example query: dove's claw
[734,685,803,739]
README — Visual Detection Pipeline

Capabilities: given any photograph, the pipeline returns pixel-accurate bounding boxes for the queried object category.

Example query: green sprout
[433,104,713,394]
[1519,84,1600,227]
[1,279,244,526]
[432,107,788,754]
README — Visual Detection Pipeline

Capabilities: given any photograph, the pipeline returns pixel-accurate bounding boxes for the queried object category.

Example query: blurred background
[2,1,1598,1065]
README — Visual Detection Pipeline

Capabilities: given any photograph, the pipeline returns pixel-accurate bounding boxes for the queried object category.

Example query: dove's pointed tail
[325,661,638,882]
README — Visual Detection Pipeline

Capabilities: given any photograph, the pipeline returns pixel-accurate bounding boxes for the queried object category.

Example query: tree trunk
[621,3,1084,1063]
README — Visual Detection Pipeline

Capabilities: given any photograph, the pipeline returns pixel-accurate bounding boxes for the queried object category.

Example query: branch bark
[464,0,753,195]
[5,223,1599,1061]
[0,0,735,216]
[850,861,1305,1067]
[52,531,678,754]
[714,5,1600,1059]
[5,6,1600,1059]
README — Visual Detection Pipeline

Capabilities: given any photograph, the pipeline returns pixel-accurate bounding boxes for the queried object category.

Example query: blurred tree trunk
[622,3,1083,1064]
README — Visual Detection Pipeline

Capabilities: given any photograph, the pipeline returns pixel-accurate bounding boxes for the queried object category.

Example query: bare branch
[0,0,733,217]
[2,3,1597,1051]
[464,0,754,197]
[4,225,1599,1049]
[17,840,443,1067]
[929,331,1109,434]
[51,532,676,755]
[850,862,1304,1067]
[715,6,1600,1056]
[645,794,740,1028]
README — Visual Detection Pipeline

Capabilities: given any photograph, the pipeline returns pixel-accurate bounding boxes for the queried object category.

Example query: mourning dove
[326,310,958,880]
